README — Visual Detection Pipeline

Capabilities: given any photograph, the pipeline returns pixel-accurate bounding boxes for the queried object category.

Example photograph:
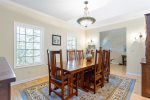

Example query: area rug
[20,74,136,100]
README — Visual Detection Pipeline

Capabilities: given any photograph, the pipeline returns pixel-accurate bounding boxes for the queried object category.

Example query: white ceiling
[5,0,150,28]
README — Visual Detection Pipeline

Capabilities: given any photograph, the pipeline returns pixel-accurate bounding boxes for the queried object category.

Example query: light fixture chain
[84,1,89,17]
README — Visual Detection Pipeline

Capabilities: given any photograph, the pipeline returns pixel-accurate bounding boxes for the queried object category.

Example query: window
[67,36,77,50]
[14,22,44,68]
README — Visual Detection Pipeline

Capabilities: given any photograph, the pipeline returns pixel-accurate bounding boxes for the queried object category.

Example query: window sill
[14,63,45,69]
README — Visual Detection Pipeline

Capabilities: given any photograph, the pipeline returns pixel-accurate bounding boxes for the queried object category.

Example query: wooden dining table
[60,59,95,74]
[56,58,95,93]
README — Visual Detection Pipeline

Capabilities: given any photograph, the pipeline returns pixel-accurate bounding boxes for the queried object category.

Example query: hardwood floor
[11,64,150,100]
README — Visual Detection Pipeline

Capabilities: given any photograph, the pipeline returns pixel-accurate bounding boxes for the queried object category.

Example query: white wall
[86,18,146,75]
[0,6,85,82]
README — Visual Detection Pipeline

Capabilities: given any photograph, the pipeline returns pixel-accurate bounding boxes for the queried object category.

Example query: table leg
[81,71,84,88]
[69,74,73,95]
[68,76,71,96]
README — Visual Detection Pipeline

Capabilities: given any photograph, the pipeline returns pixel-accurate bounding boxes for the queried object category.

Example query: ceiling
[4,0,150,29]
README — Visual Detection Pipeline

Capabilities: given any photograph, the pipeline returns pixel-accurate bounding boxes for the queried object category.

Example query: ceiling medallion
[77,1,96,27]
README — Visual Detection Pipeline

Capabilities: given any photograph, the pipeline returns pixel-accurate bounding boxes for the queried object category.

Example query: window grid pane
[67,36,77,50]
[16,24,42,67]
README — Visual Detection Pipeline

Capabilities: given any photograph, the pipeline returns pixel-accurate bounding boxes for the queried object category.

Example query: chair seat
[84,70,102,81]
[51,73,77,86]
[51,77,68,85]
[50,72,70,85]
[84,68,102,75]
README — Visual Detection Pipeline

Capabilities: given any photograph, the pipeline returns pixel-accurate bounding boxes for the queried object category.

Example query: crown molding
[0,0,84,31]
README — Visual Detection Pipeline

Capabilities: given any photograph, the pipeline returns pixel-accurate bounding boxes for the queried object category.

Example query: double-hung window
[67,36,77,50]
[14,22,44,68]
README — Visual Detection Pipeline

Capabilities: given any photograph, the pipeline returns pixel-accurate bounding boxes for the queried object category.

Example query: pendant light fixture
[77,1,96,27]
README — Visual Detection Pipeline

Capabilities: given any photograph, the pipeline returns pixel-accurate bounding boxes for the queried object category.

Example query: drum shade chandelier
[77,1,96,27]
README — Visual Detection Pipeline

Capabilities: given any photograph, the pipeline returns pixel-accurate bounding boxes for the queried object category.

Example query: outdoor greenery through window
[67,36,77,50]
[15,22,43,68]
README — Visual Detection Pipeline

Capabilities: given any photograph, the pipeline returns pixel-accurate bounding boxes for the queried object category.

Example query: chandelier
[77,1,96,27]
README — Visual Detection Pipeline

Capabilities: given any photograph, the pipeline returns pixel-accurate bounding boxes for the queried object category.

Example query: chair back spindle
[67,50,76,60]
[76,50,84,59]
[47,50,64,80]
[95,50,103,75]
[102,50,110,82]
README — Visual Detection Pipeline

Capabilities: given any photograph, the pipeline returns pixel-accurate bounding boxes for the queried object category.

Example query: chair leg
[107,75,109,82]
[94,87,96,94]
[62,85,65,100]
[94,80,96,94]
[76,74,78,96]
[54,86,59,90]
[49,81,51,95]
[102,74,104,87]
[107,79,109,82]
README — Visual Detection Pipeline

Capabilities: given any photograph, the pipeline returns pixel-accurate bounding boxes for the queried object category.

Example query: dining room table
[56,58,96,94]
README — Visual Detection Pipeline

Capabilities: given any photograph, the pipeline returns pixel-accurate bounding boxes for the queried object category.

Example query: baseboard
[11,74,48,86]
[126,72,141,77]
[111,62,119,65]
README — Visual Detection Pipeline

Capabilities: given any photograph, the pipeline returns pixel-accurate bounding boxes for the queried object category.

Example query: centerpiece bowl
[86,54,92,62]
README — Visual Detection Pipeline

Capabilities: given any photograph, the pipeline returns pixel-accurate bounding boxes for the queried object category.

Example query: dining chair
[103,50,110,82]
[47,49,78,100]
[76,50,84,59]
[67,49,76,60]
[84,49,104,94]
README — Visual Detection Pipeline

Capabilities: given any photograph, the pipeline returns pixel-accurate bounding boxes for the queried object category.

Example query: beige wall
[86,18,146,75]
[0,3,146,83]
[0,6,85,82]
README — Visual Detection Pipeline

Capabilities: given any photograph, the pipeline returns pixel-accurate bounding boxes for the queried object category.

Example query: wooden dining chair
[67,50,76,60]
[103,50,110,82]
[76,50,84,59]
[84,50,104,94]
[47,49,78,100]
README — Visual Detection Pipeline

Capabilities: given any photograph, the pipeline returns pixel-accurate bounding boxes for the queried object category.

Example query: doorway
[100,28,126,74]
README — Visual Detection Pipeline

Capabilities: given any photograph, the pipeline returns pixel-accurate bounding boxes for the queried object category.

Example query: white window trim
[14,21,44,69]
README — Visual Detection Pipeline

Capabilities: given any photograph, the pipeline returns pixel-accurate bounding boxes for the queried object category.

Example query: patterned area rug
[20,74,135,100]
